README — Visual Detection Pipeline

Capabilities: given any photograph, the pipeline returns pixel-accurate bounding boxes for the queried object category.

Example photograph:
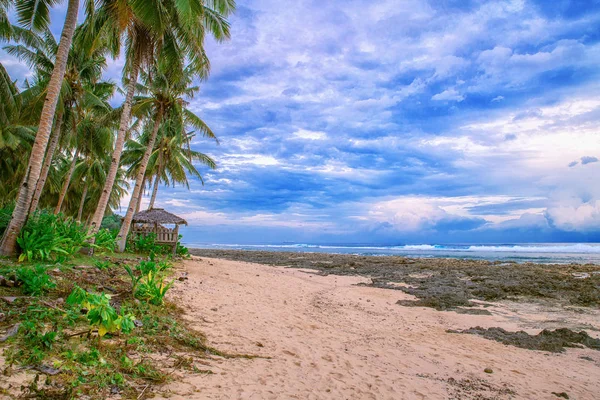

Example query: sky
[3,0,600,244]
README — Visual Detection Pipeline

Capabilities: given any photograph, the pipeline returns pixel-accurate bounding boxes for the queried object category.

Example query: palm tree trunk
[76,180,88,222]
[148,149,162,210]
[0,0,79,257]
[54,148,78,214]
[29,109,63,213]
[88,59,140,236]
[135,177,146,213]
[116,109,163,252]
[148,173,160,210]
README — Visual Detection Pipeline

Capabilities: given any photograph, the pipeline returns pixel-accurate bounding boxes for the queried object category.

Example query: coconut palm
[0,62,36,204]
[5,26,111,213]
[87,0,235,236]
[121,118,217,211]
[0,0,81,256]
[115,59,218,251]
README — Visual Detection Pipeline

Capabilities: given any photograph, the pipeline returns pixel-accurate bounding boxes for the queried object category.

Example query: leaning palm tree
[87,0,235,236]
[121,118,216,210]
[115,60,218,251]
[149,125,216,209]
[0,0,82,256]
[0,62,36,203]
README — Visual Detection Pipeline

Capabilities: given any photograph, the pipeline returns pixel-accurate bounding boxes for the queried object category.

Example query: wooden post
[173,224,180,256]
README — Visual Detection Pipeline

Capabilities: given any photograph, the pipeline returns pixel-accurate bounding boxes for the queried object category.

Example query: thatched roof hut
[130,209,187,255]
[131,208,188,226]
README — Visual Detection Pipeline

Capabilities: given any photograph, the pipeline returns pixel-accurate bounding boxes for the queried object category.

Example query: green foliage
[0,203,14,236]
[129,233,170,255]
[136,272,174,306]
[94,228,117,253]
[17,212,94,262]
[16,265,56,295]
[176,236,189,257]
[100,214,122,231]
[17,228,67,262]
[124,260,174,305]
[66,286,136,337]
[93,259,112,270]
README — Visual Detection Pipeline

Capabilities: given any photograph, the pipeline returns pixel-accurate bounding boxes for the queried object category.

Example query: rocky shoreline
[189,249,600,311]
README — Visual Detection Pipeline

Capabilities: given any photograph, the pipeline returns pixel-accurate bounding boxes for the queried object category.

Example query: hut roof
[131,208,188,225]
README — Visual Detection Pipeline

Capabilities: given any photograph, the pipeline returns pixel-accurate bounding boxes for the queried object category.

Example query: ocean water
[185,243,600,264]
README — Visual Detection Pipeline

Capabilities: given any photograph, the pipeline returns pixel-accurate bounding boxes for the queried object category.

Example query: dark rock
[450,326,600,353]
[35,365,61,375]
[0,323,21,342]
[484,368,493,373]
[552,392,569,399]
[1,296,17,304]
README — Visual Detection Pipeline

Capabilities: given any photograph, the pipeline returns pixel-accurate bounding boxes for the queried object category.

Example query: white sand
[162,257,600,400]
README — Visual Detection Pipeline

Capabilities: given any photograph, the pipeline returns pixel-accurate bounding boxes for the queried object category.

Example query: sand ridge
[162,256,600,399]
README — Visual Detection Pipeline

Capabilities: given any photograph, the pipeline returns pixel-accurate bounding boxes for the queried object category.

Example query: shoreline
[185,244,600,265]
[163,256,600,399]
[188,249,600,312]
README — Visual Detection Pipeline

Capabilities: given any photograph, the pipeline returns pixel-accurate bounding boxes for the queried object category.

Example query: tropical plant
[0,64,35,203]
[116,59,218,251]
[88,0,235,236]
[66,286,136,337]
[0,0,81,256]
[135,271,174,306]
[16,212,94,261]
[94,228,116,253]
[16,265,56,295]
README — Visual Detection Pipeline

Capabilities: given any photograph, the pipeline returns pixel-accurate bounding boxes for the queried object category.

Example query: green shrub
[66,286,136,337]
[94,228,117,253]
[16,265,56,295]
[176,236,189,257]
[93,260,112,270]
[129,233,170,255]
[135,271,174,306]
[17,212,94,262]
[0,203,14,236]
[100,214,122,231]
[124,260,174,305]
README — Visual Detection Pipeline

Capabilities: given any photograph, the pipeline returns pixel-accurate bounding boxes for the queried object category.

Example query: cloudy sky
[4,0,600,244]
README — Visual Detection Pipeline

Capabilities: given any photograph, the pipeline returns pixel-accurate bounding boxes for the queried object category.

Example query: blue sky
[3,0,600,244]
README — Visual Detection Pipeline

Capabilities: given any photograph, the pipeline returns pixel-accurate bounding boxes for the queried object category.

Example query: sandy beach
[161,255,600,400]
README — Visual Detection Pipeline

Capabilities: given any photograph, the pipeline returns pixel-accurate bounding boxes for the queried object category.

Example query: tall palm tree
[55,81,116,213]
[5,26,111,213]
[0,62,36,203]
[87,0,235,236]
[115,60,218,251]
[0,0,81,256]
[121,119,217,211]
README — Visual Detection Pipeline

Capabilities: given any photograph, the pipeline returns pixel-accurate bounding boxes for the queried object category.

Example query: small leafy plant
[94,228,117,253]
[16,265,56,295]
[66,286,136,337]
[176,236,189,258]
[135,272,174,306]
[124,260,174,305]
[94,260,112,270]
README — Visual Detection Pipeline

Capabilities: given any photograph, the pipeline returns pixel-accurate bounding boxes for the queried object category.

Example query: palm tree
[121,119,217,211]
[0,0,11,40]
[115,60,218,251]
[5,26,111,213]
[87,0,235,236]
[56,80,115,213]
[0,0,81,256]
[0,62,36,203]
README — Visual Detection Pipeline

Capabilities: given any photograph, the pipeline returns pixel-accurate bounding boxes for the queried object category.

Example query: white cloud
[431,88,465,102]
[293,129,327,140]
